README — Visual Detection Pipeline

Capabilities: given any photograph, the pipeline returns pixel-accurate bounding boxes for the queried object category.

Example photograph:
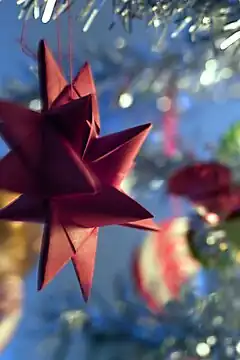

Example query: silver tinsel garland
[42,267,240,359]
[9,0,240,45]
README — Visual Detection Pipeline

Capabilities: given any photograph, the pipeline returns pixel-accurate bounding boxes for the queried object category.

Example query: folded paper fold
[87,123,152,186]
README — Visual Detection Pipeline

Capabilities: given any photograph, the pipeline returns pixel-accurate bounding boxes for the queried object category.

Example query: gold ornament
[0,191,41,278]
[0,191,41,353]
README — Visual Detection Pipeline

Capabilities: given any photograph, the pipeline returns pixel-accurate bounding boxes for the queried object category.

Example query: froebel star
[0,41,159,300]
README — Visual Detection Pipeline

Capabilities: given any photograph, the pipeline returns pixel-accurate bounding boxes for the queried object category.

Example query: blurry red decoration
[162,85,178,158]
[0,40,158,301]
[133,218,200,311]
[167,162,240,217]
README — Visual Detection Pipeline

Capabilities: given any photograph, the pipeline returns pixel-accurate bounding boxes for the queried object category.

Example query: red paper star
[37,39,160,238]
[168,161,240,217]
[0,41,159,300]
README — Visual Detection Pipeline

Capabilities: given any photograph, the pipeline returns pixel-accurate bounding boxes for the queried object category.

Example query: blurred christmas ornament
[0,274,23,353]
[0,190,40,353]
[167,162,240,216]
[0,191,40,278]
[133,217,200,311]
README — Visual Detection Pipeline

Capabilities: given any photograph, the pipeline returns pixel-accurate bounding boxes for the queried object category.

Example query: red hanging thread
[67,0,74,97]
[19,20,37,60]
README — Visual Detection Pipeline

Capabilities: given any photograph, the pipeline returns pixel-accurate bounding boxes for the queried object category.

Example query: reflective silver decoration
[11,0,240,50]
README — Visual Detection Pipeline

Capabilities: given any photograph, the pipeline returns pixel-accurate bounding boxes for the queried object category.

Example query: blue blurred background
[1,1,240,359]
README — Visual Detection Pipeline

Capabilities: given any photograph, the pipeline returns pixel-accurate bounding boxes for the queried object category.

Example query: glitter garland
[10,0,240,45]
[62,267,240,359]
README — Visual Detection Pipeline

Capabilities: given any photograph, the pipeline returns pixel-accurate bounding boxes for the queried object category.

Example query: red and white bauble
[133,217,200,311]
